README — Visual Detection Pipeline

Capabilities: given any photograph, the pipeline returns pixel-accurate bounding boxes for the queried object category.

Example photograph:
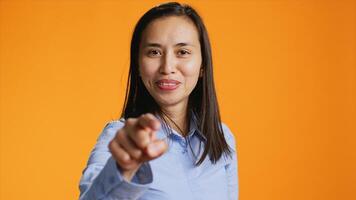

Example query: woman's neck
[160,103,189,136]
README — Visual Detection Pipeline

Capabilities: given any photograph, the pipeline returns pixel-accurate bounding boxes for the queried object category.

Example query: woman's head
[124,2,213,115]
[122,2,232,165]
[138,15,202,110]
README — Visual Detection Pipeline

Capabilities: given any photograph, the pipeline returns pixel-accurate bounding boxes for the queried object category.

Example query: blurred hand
[108,113,168,181]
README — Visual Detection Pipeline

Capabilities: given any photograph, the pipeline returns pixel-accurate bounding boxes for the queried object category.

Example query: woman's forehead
[141,16,200,47]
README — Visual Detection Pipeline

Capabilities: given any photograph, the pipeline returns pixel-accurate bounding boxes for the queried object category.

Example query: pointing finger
[137,113,161,131]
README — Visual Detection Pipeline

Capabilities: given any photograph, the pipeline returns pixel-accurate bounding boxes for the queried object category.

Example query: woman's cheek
[182,63,201,77]
[141,59,160,75]
[139,68,154,82]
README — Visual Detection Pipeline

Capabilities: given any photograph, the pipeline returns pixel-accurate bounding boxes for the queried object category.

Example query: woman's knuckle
[120,154,130,162]
[126,118,135,125]
[116,130,123,138]
[131,150,142,159]
[108,141,114,150]
[137,130,148,141]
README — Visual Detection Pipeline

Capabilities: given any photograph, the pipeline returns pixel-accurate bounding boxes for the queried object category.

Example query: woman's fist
[108,113,168,181]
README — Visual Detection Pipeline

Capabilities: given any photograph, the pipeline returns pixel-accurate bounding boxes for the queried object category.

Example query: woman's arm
[78,121,153,200]
[222,123,239,200]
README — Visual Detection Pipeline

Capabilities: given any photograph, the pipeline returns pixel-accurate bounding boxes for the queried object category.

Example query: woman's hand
[108,113,168,182]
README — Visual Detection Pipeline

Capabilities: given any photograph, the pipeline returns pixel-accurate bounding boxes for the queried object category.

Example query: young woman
[79,2,239,200]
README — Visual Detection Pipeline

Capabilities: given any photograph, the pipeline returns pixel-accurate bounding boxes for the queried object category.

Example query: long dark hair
[121,2,232,166]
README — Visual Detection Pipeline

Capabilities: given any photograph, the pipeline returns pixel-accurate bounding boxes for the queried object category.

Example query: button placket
[180,139,188,153]
[180,140,186,146]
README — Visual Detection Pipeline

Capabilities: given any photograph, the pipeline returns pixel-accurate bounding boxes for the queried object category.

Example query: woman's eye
[148,49,161,56]
[178,49,191,56]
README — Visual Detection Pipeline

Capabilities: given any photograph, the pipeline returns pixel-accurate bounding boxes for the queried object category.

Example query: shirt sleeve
[78,120,153,200]
[222,123,239,200]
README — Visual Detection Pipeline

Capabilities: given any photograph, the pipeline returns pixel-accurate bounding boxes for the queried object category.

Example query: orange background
[1,0,355,199]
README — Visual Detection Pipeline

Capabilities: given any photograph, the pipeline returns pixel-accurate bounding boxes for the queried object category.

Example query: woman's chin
[154,96,187,109]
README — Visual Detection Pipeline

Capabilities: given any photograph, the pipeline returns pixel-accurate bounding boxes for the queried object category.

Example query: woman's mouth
[155,79,181,91]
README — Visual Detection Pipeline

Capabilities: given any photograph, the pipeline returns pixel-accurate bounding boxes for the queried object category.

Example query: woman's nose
[159,51,177,75]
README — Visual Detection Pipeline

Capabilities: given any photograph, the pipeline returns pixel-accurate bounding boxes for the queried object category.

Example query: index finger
[137,113,161,131]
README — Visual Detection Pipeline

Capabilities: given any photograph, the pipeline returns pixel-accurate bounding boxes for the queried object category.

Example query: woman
[79,2,238,200]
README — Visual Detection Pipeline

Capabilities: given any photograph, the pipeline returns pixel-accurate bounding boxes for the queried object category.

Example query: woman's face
[138,16,202,110]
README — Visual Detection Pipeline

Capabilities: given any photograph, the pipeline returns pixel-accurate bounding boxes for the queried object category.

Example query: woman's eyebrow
[144,43,161,48]
[143,42,194,48]
[175,42,194,47]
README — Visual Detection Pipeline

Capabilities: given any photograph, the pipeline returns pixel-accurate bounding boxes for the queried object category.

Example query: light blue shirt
[79,113,239,200]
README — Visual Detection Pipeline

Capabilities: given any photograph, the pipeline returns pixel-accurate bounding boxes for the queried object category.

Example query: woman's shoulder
[220,122,237,152]
[96,118,126,142]
[104,118,125,128]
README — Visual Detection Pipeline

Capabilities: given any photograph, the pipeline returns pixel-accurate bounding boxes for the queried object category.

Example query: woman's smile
[155,79,181,91]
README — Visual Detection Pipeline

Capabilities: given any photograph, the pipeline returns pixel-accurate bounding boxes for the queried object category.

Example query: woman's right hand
[108,113,168,182]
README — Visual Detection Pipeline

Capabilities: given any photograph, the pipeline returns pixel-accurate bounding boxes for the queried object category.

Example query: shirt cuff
[93,156,153,199]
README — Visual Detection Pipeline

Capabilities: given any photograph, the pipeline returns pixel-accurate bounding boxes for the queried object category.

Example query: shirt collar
[155,111,207,142]
[189,111,206,141]
[154,110,206,142]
